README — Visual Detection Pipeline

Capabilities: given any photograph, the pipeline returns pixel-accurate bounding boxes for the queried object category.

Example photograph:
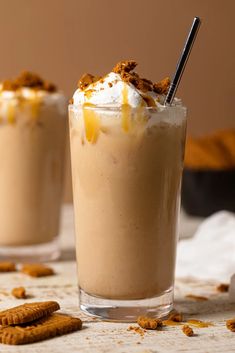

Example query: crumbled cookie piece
[153,77,170,94]
[0,313,82,345]
[217,283,229,293]
[226,319,235,332]
[15,71,43,89]
[77,73,100,90]
[121,71,140,87]
[137,316,162,330]
[0,301,60,325]
[2,80,19,91]
[21,264,54,277]
[186,294,208,301]
[0,262,16,272]
[113,60,153,93]
[76,60,170,109]
[135,77,153,92]
[127,325,145,336]
[43,81,57,93]
[182,325,194,337]
[1,72,57,92]
[113,60,138,74]
[11,287,27,299]
[169,312,183,322]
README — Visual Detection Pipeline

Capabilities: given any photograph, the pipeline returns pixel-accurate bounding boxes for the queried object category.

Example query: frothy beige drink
[0,72,66,255]
[69,61,186,319]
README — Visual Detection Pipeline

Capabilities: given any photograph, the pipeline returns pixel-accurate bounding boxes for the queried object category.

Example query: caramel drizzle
[187,319,214,328]
[121,83,131,133]
[83,103,100,144]
[7,103,15,124]
[162,319,214,328]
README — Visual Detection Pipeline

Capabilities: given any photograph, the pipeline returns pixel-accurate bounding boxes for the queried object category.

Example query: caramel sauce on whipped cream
[0,72,63,123]
[72,60,173,143]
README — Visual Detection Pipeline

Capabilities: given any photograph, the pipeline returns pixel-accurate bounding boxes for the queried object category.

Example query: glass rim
[68,103,187,113]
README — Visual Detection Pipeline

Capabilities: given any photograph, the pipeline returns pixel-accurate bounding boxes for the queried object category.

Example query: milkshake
[69,61,186,320]
[0,72,66,261]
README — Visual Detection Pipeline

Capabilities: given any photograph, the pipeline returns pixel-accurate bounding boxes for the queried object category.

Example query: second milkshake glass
[0,88,67,261]
[69,103,186,321]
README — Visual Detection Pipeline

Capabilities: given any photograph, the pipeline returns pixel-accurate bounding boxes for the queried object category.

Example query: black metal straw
[164,16,201,105]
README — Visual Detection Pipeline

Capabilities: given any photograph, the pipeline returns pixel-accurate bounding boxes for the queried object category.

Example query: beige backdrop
[0,0,234,201]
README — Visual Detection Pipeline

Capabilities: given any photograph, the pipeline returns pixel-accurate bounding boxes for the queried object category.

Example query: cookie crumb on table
[226,319,235,332]
[217,283,229,293]
[168,312,183,322]
[21,263,54,277]
[182,325,194,337]
[11,286,27,299]
[127,325,145,336]
[137,316,162,330]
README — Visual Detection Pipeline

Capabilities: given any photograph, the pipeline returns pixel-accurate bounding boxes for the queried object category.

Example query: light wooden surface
[0,205,234,353]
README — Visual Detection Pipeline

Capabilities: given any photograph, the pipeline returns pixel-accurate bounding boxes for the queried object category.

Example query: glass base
[0,238,60,262]
[79,287,174,322]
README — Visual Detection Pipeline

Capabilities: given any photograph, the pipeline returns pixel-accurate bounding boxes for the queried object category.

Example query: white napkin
[176,211,235,282]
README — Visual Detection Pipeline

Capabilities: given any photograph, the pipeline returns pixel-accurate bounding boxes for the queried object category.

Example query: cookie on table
[0,313,82,345]
[0,262,16,272]
[0,301,60,325]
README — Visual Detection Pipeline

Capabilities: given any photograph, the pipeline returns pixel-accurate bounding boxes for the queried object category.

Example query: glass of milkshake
[69,61,186,321]
[0,72,66,261]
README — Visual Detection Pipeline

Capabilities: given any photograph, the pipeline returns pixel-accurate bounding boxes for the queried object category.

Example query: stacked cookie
[0,301,82,345]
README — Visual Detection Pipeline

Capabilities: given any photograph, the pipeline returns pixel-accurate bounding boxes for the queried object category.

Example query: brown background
[0,0,234,201]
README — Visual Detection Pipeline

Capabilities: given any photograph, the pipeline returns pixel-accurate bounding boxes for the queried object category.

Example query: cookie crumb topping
[1,71,57,92]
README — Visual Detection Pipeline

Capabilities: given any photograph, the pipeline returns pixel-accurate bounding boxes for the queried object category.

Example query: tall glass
[69,103,186,321]
[0,94,66,261]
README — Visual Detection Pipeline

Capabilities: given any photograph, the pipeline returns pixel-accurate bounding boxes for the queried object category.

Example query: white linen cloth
[176,211,235,282]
